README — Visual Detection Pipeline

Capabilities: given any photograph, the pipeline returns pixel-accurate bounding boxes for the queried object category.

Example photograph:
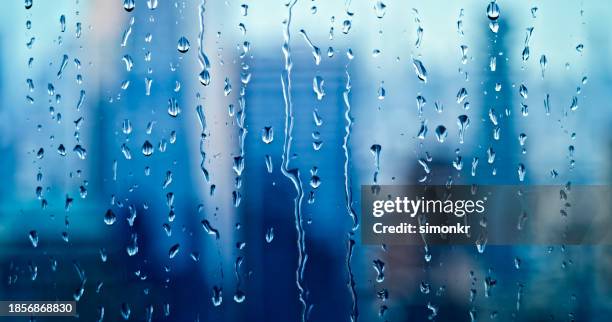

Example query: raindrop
[457,115,470,144]
[518,163,526,182]
[122,119,132,134]
[299,29,321,65]
[377,82,386,100]
[167,98,181,117]
[121,303,131,320]
[569,96,578,111]
[57,144,66,156]
[264,155,273,173]
[539,55,547,78]
[374,1,386,19]
[456,87,468,104]
[104,209,116,225]
[177,36,190,53]
[313,76,325,100]
[262,126,274,144]
[73,145,87,159]
[519,84,528,99]
[142,141,154,156]
[224,77,232,96]
[123,0,135,12]
[412,59,427,83]
[518,133,527,146]
[121,144,132,159]
[265,228,274,243]
[60,15,66,33]
[435,125,447,143]
[342,20,352,34]
[147,0,158,9]
[460,45,468,64]
[168,244,180,259]
[212,286,223,307]
[373,259,385,283]
[122,55,133,71]
[486,2,500,20]
[417,121,428,139]
[489,56,497,71]
[28,230,39,247]
[57,54,69,78]
[201,220,220,239]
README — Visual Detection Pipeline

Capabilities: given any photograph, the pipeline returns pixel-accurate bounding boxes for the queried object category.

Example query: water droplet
[342,20,352,34]
[212,286,223,306]
[417,121,428,139]
[264,155,273,173]
[167,98,181,117]
[25,0,32,10]
[104,209,116,225]
[299,29,321,65]
[412,59,427,83]
[486,2,500,20]
[576,44,584,53]
[312,76,325,100]
[539,55,547,78]
[377,82,386,100]
[373,259,385,283]
[123,0,135,12]
[177,36,190,53]
[435,125,447,143]
[516,163,527,182]
[201,220,220,239]
[457,115,470,144]
[265,227,274,243]
[142,141,154,156]
[570,96,578,111]
[224,77,232,96]
[519,84,528,99]
[28,230,39,247]
[168,243,180,259]
[456,88,468,104]
[121,303,131,320]
[262,126,274,144]
[57,54,69,78]
[60,15,66,33]
[374,1,387,18]
[73,145,87,159]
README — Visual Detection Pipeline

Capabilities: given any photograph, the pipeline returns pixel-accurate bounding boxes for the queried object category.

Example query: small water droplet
[168,243,180,259]
[412,59,427,83]
[104,209,116,225]
[142,141,154,156]
[435,125,447,143]
[457,115,470,144]
[177,36,190,53]
[262,126,274,144]
[486,2,500,20]
[123,0,135,12]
